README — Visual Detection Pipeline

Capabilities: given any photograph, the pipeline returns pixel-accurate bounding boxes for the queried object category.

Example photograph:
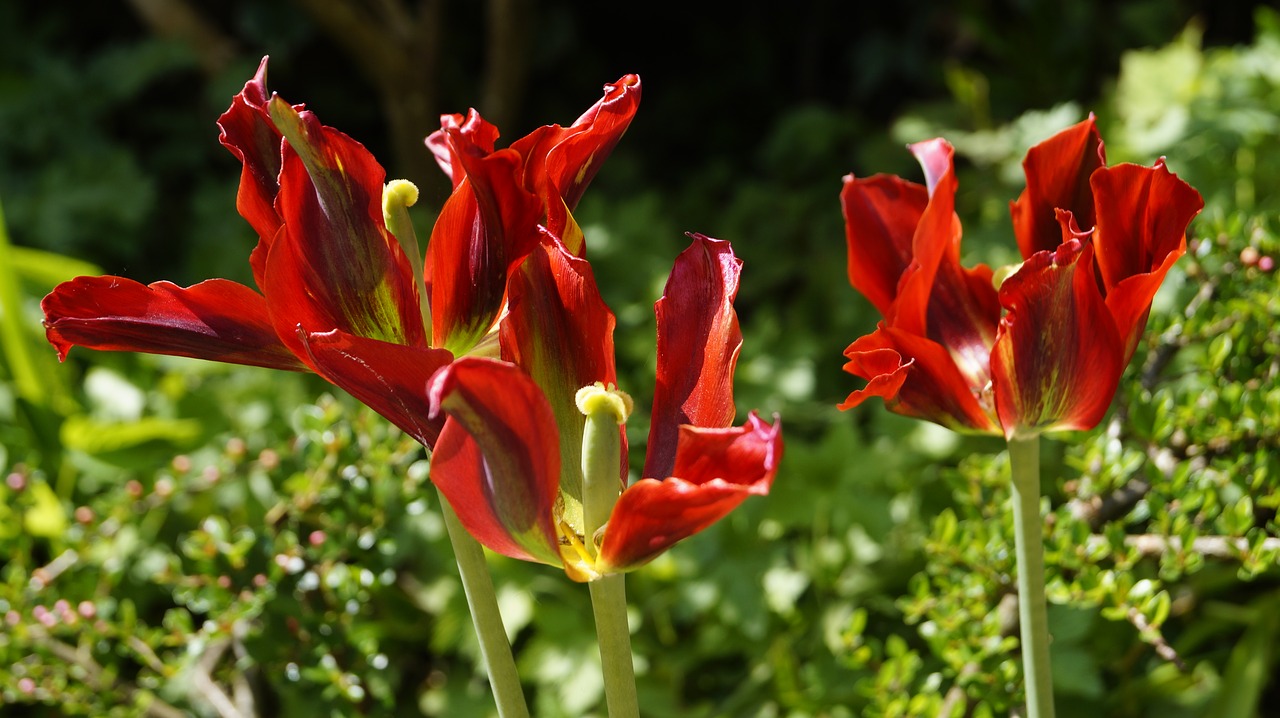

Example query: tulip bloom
[41,57,639,450]
[428,234,782,581]
[840,117,1203,438]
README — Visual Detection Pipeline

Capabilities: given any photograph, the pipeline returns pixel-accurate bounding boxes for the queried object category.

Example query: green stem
[1008,435,1055,718]
[439,498,530,718]
[579,386,639,718]
[588,575,636,717]
[384,181,523,714]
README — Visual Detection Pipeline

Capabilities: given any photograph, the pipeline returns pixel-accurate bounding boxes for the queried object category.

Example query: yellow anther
[575,382,633,424]
[383,179,419,214]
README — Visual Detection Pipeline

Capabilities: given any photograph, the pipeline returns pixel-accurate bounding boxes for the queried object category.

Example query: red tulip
[428,234,782,581]
[840,116,1203,438]
[42,57,639,451]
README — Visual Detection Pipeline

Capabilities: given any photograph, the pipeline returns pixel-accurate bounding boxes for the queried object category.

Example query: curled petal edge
[595,412,781,575]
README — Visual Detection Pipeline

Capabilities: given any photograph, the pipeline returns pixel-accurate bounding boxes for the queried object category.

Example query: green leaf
[23,479,67,538]
[1207,595,1278,718]
[61,415,204,458]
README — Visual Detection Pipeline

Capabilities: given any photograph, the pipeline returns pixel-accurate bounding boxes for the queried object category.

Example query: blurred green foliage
[2,2,1279,717]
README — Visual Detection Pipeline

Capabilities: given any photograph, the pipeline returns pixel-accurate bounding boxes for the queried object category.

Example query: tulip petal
[510,75,641,251]
[501,235,617,535]
[426,130,542,355]
[1090,161,1203,357]
[425,110,501,189]
[1010,115,1106,258]
[216,56,292,287]
[839,326,1001,433]
[597,412,781,573]
[262,99,425,353]
[297,329,453,448]
[990,236,1123,437]
[643,235,743,481]
[427,358,562,565]
[841,173,929,315]
[42,276,305,371]
[866,140,1001,397]
[511,74,641,210]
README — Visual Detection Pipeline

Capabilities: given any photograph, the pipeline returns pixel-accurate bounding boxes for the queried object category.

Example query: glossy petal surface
[1091,161,1204,357]
[840,140,1000,432]
[598,413,781,573]
[840,327,1000,433]
[1010,115,1105,259]
[263,99,424,353]
[426,110,500,188]
[991,237,1123,437]
[644,235,742,480]
[42,276,304,371]
[501,236,617,534]
[299,330,454,448]
[426,128,541,355]
[428,358,562,565]
[841,174,928,315]
[510,74,641,247]
[215,56,292,286]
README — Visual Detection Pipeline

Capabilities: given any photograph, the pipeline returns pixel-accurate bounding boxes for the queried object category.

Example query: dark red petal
[501,235,617,529]
[1090,161,1203,357]
[215,56,296,288]
[298,329,453,449]
[41,276,305,371]
[643,234,743,480]
[424,110,501,189]
[427,358,563,565]
[892,140,1001,389]
[840,326,1000,433]
[426,133,542,355]
[887,139,961,335]
[1010,115,1106,259]
[841,173,929,314]
[510,74,641,212]
[597,413,781,573]
[991,237,1124,437]
[262,99,424,352]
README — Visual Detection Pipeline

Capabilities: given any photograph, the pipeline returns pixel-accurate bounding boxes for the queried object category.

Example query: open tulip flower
[41,57,640,452]
[839,116,1204,438]
[428,233,783,582]
[41,56,781,584]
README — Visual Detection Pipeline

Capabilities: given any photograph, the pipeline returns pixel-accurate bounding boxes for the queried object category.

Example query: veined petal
[426,130,542,355]
[1010,115,1106,259]
[991,235,1123,437]
[216,56,293,287]
[1090,161,1203,357]
[597,413,781,574]
[42,276,305,371]
[839,326,1000,434]
[298,329,453,448]
[501,235,617,535]
[841,173,929,315]
[643,234,742,480]
[427,358,562,565]
[263,99,425,352]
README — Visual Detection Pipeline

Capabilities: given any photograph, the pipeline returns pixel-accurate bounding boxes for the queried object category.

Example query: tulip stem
[439,497,530,718]
[588,575,637,718]
[1008,435,1055,718]
[578,384,639,718]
